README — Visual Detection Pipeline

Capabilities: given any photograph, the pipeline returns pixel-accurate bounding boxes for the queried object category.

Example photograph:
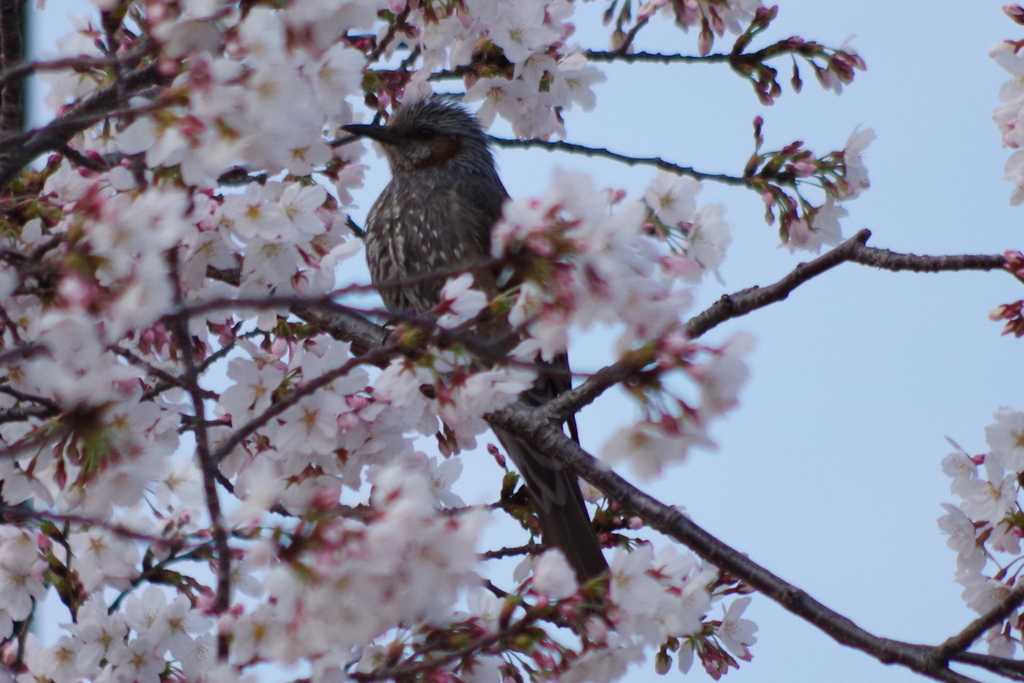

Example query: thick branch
[0,0,25,136]
[292,300,388,357]
[0,61,169,191]
[487,404,980,683]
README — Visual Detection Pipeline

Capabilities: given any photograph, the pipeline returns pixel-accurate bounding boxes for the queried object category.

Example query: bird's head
[341,97,495,177]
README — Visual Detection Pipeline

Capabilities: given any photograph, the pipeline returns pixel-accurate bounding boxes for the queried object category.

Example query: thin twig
[613,17,649,56]
[165,249,232,659]
[933,580,1024,662]
[211,344,397,464]
[110,346,220,400]
[0,384,61,412]
[952,652,1024,680]
[367,6,411,62]
[0,52,140,90]
[585,49,731,64]
[488,136,750,187]
[352,617,534,682]
[686,229,1007,339]
[544,230,1010,423]
[1,504,203,546]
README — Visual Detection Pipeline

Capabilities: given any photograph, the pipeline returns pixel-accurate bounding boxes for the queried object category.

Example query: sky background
[25,2,1024,682]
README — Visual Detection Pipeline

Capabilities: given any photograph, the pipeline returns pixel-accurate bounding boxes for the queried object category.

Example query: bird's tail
[493,425,608,583]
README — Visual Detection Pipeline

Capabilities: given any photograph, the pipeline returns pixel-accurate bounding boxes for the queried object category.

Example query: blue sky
[26,2,1024,682]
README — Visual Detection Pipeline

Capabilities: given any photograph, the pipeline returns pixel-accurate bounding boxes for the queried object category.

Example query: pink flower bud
[656,652,673,675]
[698,27,713,56]
[1004,4,1024,24]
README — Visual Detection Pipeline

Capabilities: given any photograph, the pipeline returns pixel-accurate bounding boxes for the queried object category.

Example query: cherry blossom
[532,549,579,600]
[985,406,1024,472]
[718,597,758,661]
[0,0,900,679]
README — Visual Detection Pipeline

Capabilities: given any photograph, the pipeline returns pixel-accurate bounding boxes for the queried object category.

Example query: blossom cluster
[750,125,875,254]
[614,0,763,56]
[489,169,750,476]
[600,544,757,681]
[939,407,1024,656]
[991,7,1024,205]
[494,169,709,358]
[413,0,607,138]
[356,545,758,683]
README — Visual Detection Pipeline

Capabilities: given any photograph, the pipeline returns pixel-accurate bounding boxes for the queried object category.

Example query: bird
[342,96,608,583]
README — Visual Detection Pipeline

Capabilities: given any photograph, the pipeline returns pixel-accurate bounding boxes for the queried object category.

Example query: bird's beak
[340,123,402,146]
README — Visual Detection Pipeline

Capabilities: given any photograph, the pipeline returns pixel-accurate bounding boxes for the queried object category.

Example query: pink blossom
[718,597,758,661]
[532,549,579,600]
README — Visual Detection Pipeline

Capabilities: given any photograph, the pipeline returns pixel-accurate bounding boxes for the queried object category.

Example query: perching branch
[487,405,982,683]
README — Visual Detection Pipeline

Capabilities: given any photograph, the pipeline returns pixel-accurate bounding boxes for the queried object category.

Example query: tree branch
[544,230,1010,423]
[0,53,140,91]
[585,49,731,64]
[687,229,1007,338]
[0,0,25,136]
[612,17,650,56]
[934,579,1024,662]
[165,250,231,659]
[0,61,169,191]
[0,503,202,546]
[292,231,1018,681]
[210,343,397,464]
[487,404,982,683]
[952,652,1024,680]
[0,344,42,365]
[0,404,57,423]
[487,136,751,187]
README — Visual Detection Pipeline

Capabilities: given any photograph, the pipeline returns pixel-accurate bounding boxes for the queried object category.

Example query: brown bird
[342,97,608,583]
